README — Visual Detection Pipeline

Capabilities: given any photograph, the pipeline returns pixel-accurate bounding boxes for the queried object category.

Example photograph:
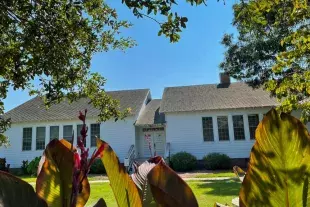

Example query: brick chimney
[219,72,231,84]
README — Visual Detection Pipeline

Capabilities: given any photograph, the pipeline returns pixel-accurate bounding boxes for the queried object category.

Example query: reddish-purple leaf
[147,160,198,207]
[0,171,47,207]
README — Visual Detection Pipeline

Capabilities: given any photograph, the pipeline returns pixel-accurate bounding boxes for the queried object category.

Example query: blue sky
[4,0,236,112]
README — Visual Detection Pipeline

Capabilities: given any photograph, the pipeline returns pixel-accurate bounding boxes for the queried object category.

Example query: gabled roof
[160,82,278,113]
[135,99,165,125]
[5,89,150,123]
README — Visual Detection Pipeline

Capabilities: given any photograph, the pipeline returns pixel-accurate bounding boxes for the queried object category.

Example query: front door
[153,131,165,157]
[142,127,166,158]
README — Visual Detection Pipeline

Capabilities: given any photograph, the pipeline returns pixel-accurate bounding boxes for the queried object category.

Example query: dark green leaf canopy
[0,0,224,143]
[220,0,310,123]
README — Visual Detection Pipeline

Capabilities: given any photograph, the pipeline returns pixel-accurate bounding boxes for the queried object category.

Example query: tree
[0,0,216,145]
[220,0,310,123]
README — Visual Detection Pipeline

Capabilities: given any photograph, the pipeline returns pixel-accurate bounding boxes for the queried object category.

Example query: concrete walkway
[29,176,234,185]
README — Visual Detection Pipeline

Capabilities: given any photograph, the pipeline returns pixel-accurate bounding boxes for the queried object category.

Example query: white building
[2,74,309,168]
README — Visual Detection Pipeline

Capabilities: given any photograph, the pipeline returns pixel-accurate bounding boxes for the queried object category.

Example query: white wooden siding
[1,117,136,168]
[165,108,270,159]
[166,108,310,160]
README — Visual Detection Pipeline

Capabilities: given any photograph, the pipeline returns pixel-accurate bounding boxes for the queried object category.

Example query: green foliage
[26,156,41,176]
[21,160,29,175]
[170,151,197,172]
[220,0,310,123]
[0,133,10,148]
[0,0,135,135]
[0,0,228,137]
[122,0,207,42]
[90,159,106,174]
[239,109,310,206]
[203,153,231,170]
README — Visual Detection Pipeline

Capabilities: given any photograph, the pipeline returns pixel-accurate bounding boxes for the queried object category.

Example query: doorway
[142,127,166,158]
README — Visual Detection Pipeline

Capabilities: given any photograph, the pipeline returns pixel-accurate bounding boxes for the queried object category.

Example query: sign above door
[142,127,164,132]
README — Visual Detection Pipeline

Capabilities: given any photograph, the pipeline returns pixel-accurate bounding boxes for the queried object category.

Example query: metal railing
[124,145,135,173]
[164,142,171,163]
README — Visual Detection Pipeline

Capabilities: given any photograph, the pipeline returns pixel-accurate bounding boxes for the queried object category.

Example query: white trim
[228,114,234,142]
[212,115,219,143]
[243,114,250,141]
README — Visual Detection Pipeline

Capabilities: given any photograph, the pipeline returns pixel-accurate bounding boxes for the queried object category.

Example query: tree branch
[138,12,162,25]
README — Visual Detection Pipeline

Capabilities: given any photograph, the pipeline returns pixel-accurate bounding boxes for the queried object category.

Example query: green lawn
[85,179,241,207]
[21,175,240,207]
[194,171,236,178]
[19,175,106,183]
[20,171,236,183]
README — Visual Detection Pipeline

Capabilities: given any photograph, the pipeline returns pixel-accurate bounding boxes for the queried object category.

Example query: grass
[194,171,236,178]
[19,171,236,183]
[19,174,107,183]
[85,179,240,207]
[187,179,241,206]
[21,175,241,207]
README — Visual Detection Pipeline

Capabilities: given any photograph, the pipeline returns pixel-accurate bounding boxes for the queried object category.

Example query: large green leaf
[240,109,310,207]
[0,171,47,207]
[96,138,142,207]
[36,139,90,207]
[147,159,198,207]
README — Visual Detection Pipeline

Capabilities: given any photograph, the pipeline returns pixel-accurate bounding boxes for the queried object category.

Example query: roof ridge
[164,82,244,89]
[106,88,150,93]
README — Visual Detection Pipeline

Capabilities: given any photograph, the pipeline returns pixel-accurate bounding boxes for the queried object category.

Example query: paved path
[29,176,234,185]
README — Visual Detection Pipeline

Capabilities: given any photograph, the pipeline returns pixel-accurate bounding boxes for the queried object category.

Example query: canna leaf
[93,198,107,207]
[36,139,90,207]
[147,159,198,207]
[131,156,163,205]
[239,109,310,207]
[96,138,142,207]
[0,171,47,207]
[233,166,246,182]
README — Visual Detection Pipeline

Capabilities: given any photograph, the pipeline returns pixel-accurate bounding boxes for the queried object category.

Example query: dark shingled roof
[160,82,278,113]
[5,89,149,123]
[136,99,165,125]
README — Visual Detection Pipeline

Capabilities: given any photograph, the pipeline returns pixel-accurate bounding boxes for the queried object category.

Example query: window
[50,126,59,141]
[77,124,86,147]
[91,124,100,147]
[233,115,245,140]
[36,127,46,150]
[63,125,73,143]
[202,117,214,141]
[217,116,229,141]
[22,128,32,151]
[248,114,259,140]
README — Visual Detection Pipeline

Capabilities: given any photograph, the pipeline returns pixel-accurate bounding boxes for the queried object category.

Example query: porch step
[134,158,149,165]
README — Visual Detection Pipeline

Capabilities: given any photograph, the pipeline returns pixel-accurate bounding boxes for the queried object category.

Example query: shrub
[27,156,41,176]
[21,160,29,175]
[170,151,197,172]
[89,158,105,174]
[203,153,231,170]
